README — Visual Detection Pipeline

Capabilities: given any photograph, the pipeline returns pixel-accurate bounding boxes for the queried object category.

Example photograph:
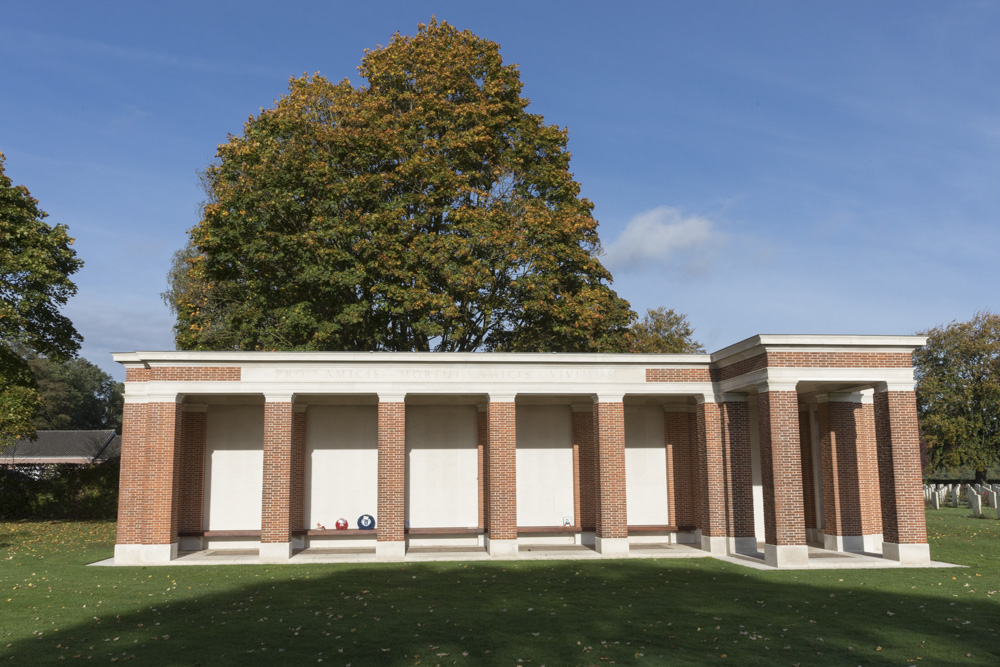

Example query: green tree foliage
[0,151,82,446]
[914,311,1000,484]
[629,307,705,353]
[28,355,124,433]
[166,19,634,353]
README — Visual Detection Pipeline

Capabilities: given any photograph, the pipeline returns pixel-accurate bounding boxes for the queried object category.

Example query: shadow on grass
[5,557,999,665]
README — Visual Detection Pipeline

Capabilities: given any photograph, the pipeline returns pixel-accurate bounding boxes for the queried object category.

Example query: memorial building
[112,334,930,568]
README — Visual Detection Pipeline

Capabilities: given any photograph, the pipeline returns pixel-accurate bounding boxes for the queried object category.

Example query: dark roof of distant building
[3,430,120,464]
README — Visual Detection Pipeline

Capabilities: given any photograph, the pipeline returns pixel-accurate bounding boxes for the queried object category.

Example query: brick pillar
[261,397,295,562]
[688,410,701,531]
[572,404,596,531]
[593,395,627,556]
[664,408,695,540]
[114,398,182,565]
[178,405,208,537]
[695,396,727,554]
[377,394,406,559]
[757,383,809,567]
[722,398,755,553]
[798,405,817,537]
[116,401,148,555]
[817,393,883,553]
[873,385,930,564]
[485,395,517,556]
[290,406,307,535]
[477,406,487,532]
[857,398,882,537]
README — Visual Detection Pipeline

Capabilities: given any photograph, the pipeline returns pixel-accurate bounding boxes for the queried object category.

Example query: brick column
[857,397,883,539]
[873,384,930,564]
[664,407,696,543]
[722,397,755,554]
[757,382,809,568]
[695,396,727,553]
[377,393,406,560]
[572,404,596,532]
[114,397,183,565]
[798,404,818,540]
[485,394,517,556]
[593,394,628,556]
[290,406,308,539]
[261,396,295,562]
[817,393,883,553]
[116,401,148,560]
[178,405,208,543]
[477,405,487,532]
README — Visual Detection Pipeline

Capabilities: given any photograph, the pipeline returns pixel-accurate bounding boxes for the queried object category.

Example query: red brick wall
[664,410,695,528]
[857,403,882,535]
[487,401,517,540]
[125,366,241,382]
[377,402,406,542]
[477,409,487,531]
[593,401,627,539]
[143,402,182,544]
[178,409,207,533]
[688,411,701,530]
[818,400,883,538]
[874,390,927,544]
[646,368,712,382]
[722,400,754,539]
[261,402,293,544]
[290,409,307,531]
[696,401,726,537]
[573,408,596,531]
[757,391,806,546]
[117,402,148,545]
[715,351,912,382]
[798,408,816,530]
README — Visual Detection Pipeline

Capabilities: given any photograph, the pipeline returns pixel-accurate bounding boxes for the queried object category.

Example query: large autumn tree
[0,151,82,446]
[914,311,1000,483]
[167,19,633,352]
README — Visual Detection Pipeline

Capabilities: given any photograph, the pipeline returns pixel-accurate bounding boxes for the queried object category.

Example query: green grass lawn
[2,509,998,666]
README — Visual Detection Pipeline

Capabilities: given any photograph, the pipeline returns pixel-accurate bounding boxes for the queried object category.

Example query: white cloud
[603,206,728,275]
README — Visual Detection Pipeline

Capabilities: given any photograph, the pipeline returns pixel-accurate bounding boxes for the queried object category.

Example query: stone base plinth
[882,541,930,565]
[595,536,629,556]
[764,543,810,568]
[259,541,293,563]
[486,538,518,557]
[376,540,405,560]
[114,543,178,566]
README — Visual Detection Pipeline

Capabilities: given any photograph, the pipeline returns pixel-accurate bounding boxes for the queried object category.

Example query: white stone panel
[305,405,378,529]
[624,405,669,526]
[204,405,263,530]
[516,404,574,527]
[405,405,479,528]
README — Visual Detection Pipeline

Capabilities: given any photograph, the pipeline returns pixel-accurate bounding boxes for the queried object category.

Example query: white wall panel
[625,405,669,526]
[204,405,263,530]
[405,405,478,528]
[305,405,378,529]
[516,404,574,527]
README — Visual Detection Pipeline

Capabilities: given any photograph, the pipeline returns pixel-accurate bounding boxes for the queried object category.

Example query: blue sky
[2,2,998,380]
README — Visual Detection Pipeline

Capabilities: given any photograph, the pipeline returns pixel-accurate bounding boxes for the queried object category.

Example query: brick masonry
[178,409,207,533]
[377,402,406,542]
[757,391,807,546]
[486,401,517,540]
[696,401,726,537]
[125,366,241,382]
[797,408,817,530]
[722,401,754,539]
[262,402,294,544]
[874,390,927,545]
[573,409,597,531]
[818,400,883,538]
[664,411,695,528]
[593,401,627,539]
